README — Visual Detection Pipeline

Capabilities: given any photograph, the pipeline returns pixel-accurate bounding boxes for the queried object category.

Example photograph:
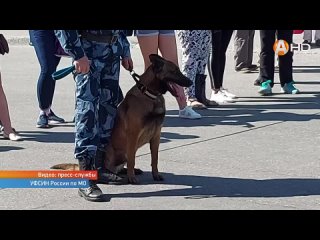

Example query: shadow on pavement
[18,129,199,144]
[0,146,24,152]
[160,132,199,143]
[18,131,74,143]
[274,66,320,73]
[108,172,320,199]
[292,66,320,73]
[165,94,320,128]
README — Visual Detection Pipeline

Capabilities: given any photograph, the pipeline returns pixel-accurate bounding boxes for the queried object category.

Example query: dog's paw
[152,173,164,181]
[127,176,139,184]
[118,167,143,176]
[134,168,144,175]
[98,171,124,185]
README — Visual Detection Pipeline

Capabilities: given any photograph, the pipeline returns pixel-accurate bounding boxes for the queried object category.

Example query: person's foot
[187,99,207,109]
[210,90,235,104]
[3,128,23,141]
[258,80,273,95]
[179,106,201,119]
[248,64,258,70]
[254,78,263,86]
[281,81,300,94]
[47,110,65,124]
[36,113,49,128]
[220,88,237,99]
[315,39,320,47]
[235,64,258,73]
[78,181,105,202]
[303,40,312,44]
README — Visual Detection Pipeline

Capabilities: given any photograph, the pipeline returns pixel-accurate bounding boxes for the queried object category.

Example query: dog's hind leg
[150,130,163,181]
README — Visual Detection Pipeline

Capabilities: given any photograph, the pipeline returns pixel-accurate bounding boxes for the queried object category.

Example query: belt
[81,32,119,44]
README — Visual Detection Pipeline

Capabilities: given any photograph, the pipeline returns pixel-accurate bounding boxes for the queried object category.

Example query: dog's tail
[50,163,79,171]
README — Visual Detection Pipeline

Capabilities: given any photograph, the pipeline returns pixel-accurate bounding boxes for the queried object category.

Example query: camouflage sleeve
[54,30,85,60]
[119,31,131,59]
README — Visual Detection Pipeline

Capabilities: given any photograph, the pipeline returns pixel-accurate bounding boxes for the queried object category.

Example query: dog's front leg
[150,131,164,181]
[126,138,139,184]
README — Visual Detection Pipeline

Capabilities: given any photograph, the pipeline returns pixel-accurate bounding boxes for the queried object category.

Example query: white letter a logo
[274,40,289,56]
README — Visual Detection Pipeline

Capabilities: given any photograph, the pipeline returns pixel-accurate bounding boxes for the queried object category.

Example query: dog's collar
[136,84,159,100]
[130,70,160,100]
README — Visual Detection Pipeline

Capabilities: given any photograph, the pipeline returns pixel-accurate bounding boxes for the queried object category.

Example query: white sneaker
[210,90,235,104]
[220,88,237,99]
[179,106,201,119]
[3,128,23,141]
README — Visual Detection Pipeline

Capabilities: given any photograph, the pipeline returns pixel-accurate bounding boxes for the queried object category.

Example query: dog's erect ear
[149,54,164,72]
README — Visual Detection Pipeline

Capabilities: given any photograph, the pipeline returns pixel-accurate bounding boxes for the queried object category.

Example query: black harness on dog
[130,70,160,100]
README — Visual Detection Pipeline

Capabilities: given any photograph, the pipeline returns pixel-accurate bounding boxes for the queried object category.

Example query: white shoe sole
[281,89,300,94]
[48,120,65,124]
[210,98,236,104]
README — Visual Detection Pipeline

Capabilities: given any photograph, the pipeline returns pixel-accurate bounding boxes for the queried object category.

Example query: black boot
[78,158,105,202]
[95,148,123,185]
[195,74,218,107]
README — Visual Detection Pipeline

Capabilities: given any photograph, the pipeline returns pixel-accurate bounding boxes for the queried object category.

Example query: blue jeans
[29,30,61,110]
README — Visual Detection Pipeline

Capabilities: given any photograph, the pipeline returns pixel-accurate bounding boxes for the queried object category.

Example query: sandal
[3,128,23,141]
[187,99,207,109]
[204,99,219,107]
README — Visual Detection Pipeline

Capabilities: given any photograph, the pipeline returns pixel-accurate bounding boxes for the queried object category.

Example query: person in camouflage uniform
[55,30,133,202]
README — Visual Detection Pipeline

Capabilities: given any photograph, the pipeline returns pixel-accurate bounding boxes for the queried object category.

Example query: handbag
[55,38,69,57]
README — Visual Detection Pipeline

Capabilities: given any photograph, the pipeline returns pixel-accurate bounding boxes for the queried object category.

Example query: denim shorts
[135,30,175,37]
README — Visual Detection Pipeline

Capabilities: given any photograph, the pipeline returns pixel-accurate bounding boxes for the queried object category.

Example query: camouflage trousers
[74,40,122,164]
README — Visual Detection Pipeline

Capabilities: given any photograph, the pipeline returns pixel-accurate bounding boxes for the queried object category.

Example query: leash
[129,70,159,100]
[52,65,75,81]
[52,67,160,100]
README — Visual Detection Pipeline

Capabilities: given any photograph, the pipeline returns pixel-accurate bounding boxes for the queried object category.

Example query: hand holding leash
[52,56,90,81]
[74,56,90,74]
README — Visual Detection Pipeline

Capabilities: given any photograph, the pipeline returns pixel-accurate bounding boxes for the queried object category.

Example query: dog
[51,54,192,184]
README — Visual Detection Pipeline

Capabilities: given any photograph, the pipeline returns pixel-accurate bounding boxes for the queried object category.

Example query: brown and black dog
[51,54,192,184]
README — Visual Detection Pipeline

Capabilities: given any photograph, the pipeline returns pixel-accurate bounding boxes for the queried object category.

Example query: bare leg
[137,34,187,110]
[158,35,187,110]
[137,35,159,70]
[0,73,13,134]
